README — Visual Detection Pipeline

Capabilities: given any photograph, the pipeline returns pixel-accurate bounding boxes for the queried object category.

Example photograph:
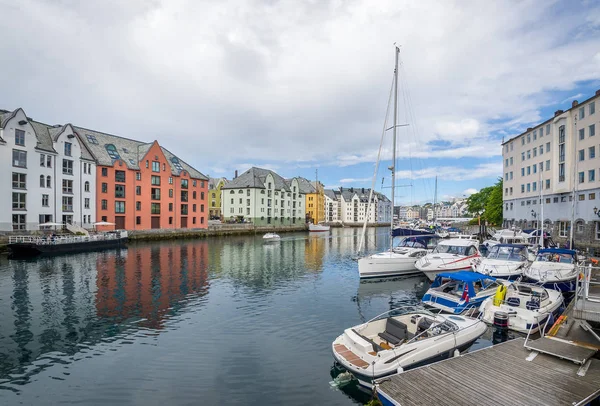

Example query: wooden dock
[376,338,600,406]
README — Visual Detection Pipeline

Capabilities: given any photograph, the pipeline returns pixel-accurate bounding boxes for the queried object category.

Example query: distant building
[221,167,306,226]
[322,187,392,224]
[208,177,228,219]
[297,178,325,224]
[324,189,341,223]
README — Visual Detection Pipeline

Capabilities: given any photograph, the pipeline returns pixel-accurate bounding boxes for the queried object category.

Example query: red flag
[461,285,469,303]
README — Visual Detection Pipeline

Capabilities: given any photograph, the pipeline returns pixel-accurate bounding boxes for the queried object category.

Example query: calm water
[0,227,503,405]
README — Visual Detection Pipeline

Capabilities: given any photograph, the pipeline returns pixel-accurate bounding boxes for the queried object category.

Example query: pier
[376,338,600,406]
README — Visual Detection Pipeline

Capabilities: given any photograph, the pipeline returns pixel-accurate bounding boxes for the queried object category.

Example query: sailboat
[358,47,440,279]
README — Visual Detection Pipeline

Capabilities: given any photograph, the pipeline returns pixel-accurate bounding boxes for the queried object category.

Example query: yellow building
[300,178,325,224]
[208,177,228,220]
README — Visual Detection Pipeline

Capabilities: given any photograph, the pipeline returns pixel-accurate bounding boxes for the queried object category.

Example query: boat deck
[377,338,600,406]
[333,344,369,369]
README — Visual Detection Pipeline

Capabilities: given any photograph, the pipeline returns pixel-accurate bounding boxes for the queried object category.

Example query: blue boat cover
[392,227,436,237]
[435,271,496,282]
[538,248,576,256]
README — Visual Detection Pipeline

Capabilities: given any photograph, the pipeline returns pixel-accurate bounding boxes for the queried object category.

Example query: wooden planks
[525,337,597,364]
[333,344,369,369]
[377,338,600,406]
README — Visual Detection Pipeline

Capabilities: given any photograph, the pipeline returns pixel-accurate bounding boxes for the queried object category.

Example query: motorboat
[479,282,564,334]
[415,238,481,281]
[421,271,503,314]
[262,232,281,241]
[308,222,330,232]
[523,248,578,292]
[331,307,487,389]
[481,228,530,249]
[358,235,440,279]
[472,243,531,280]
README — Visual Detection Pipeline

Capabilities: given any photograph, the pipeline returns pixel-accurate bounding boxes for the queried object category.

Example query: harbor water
[0,227,506,405]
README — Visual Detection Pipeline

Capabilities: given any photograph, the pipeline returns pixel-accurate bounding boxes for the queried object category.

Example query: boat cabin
[485,244,528,262]
[432,239,478,256]
[535,248,576,264]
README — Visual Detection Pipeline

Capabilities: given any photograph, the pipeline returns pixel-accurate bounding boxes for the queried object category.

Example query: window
[181,179,188,189]
[590,146,596,159]
[591,102,596,115]
[151,175,161,185]
[201,204,204,212]
[533,130,537,140]
[559,221,569,238]
[169,177,173,184]
[12,192,26,210]
[193,191,197,199]
[527,166,531,175]
[15,129,25,146]
[62,159,73,175]
[527,134,530,143]
[151,188,161,200]
[533,147,537,157]
[42,194,49,207]
[521,168,525,176]
[540,127,543,137]
[115,170,126,182]
[163,163,166,171]
[579,171,585,183]
[136,216,141,225]
[64,142,72,156]
[62,196,73,212]
[579,128,585,140]
[546,160,550,171]
[539,145,543,154]
[169,203,173,212]
[152,161,160,172]
[505,158,508,167]
[136,186,141,195]
[12,214,26,230]
[12,173,26,189]
[115,201,125,213]
[84,181,90,192]
[115,185,125,198]
[86,134,99,144]
[169,189,173,198]
[579,149,585,161]
[62,179,73,193]
[596,222,600,240]
[151,203,161,214]
[590,124,596,137]
[101,200,107,210]
[181,191,188,202]
[521,137,525,145]
[527,183,530,192]
[546,124,551,134]
[527,150,531,159]
[106,144,120,160]
[136,172,141,181]
[46,175,51,188]
[193,204,197,212]
[181,204,188,215]
[136,202,141,211]
[579,194,585,202]
[576,220,584,233]
[40,175,45,187]
[102,183,108,193]
[102,167,108,177]
[146,160,149,168]
[545,179,550,189]
[533,165,537,174]
[532,182,537,191]
[84,198,90,209]
[591,193,596,200]
[580,107,585,119]
[12,149,27,168]
[590,170,596,182]
[40,154,46,167]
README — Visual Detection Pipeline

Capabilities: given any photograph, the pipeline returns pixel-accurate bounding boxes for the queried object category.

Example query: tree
[466,186,493,215]
[465,178,503,225]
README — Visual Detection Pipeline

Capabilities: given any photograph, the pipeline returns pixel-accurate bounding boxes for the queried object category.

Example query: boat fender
[453,349,460,358]
[396,366,404,374]
[493,285,507,307]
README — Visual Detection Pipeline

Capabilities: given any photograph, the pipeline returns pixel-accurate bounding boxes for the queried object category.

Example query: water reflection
[0,241,209,387]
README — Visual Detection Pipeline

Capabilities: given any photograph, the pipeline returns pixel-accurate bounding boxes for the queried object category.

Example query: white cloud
[395,163,502,182]
[1,0,600,176]
[339,177,371,183]
[463,188,478,196]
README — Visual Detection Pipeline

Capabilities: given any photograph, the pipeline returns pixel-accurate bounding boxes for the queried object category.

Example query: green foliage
[465,178,503,226]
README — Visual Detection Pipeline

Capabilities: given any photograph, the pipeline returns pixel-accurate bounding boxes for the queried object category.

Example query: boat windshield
[487,245,526,262]
[396,237,439,249]
[535,252,574,264]
[432,244,477,256]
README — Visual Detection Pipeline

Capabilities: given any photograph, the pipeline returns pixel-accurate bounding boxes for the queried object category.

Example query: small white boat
[523,248,579,292]
[481,228,530,249]
[331,308,487,388]
[308,222,330,232]
[415,238,481,281]
[472,243,530,280]
[262,232,281,241]
[479,282,564,333]
[358,236,439,279]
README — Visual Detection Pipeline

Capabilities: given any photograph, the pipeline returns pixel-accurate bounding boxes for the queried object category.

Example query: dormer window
[105,144,120,160]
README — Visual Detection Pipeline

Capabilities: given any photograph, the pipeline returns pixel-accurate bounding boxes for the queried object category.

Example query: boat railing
[575,264,600,306]
[9,233,123,245]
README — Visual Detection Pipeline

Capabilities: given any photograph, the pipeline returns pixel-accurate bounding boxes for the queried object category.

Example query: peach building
[75,127,208,230]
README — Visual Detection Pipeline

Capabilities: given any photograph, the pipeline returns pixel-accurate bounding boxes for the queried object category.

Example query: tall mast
[539,169,544,247]
[390,46,399,250]
[433,176,438,224]
[569,117,578,249]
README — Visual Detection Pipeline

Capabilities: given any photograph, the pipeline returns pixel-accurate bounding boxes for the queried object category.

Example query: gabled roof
[324,189,337,200]
[223,167,291,191]
[294,177,316,194]
[160,146,208,180]
[208,177,229,189]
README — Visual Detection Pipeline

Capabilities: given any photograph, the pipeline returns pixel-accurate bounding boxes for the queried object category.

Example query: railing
[576,264,600,303]
[9,233,122,245]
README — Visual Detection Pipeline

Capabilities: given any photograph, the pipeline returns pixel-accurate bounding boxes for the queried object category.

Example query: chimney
[554,109,564,117]
[234,170,238,179]
[362,188,365,193]
[350,187,354,193]
[526,127,533,132]
[596,89,600,96]
[572,100,579,107]
[340,187,343,192]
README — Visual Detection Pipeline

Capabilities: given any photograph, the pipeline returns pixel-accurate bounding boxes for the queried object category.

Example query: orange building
[75,127,208,230]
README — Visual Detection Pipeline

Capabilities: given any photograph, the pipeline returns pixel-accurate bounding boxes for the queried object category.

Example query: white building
[221,167,306,226]
[502,90,600,243]
[323,187,392,224]
[324,189,341,223]
[0,108,96,231]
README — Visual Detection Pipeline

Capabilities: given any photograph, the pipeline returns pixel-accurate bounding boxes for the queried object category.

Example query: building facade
[502,89,600,247]
[0,108,96,231]
[221,167,306,226]
[323,187,392,225]
[297,178,325,224]
[324,189,341,223]
[208,177,228,220]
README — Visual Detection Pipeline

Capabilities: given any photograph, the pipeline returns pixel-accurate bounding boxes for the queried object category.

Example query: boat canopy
[392,227,436,237]
[435,271,496,282]
[486,244,528,261]
[538,248,576,256]
[431,271,497,299]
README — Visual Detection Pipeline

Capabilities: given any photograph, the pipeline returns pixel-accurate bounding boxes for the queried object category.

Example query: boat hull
[308,224,330,232]
[8,237,127,258]
[358,256,420,279]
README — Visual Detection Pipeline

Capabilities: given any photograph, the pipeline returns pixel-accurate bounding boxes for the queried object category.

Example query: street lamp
[594,207,600,218]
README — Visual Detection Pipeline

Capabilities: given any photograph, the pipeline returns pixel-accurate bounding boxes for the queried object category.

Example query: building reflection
[0,241,209,381]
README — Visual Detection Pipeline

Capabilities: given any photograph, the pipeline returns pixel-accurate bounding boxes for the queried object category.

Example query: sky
[1,0,600,205]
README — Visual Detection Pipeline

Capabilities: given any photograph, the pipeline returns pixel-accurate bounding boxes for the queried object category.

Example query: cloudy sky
[2,0,600,204]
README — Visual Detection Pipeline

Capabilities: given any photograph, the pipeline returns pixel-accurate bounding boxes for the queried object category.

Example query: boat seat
[526,299,540,310]
[378,318,408,345]
[352,329,384,353]
[416,317,433,334]
[506,297,521,307]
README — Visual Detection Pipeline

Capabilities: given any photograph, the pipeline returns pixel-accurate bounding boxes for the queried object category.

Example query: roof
[538,248,576,256]
[324,189,337,200]
[296,177,316,194]
[208,177,229,190]
[223,167,291,190]
[435,271,495,282]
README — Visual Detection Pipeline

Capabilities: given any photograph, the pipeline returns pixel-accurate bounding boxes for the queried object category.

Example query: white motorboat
[331,308,487,389]
[481,228,530,249]
[308,222,330,232]
[472,243,530,281]
[415,238,481,281]
[358,236,440,279]
[523,248,579,292]
[262,233,281,241]
[479,282,564,333]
